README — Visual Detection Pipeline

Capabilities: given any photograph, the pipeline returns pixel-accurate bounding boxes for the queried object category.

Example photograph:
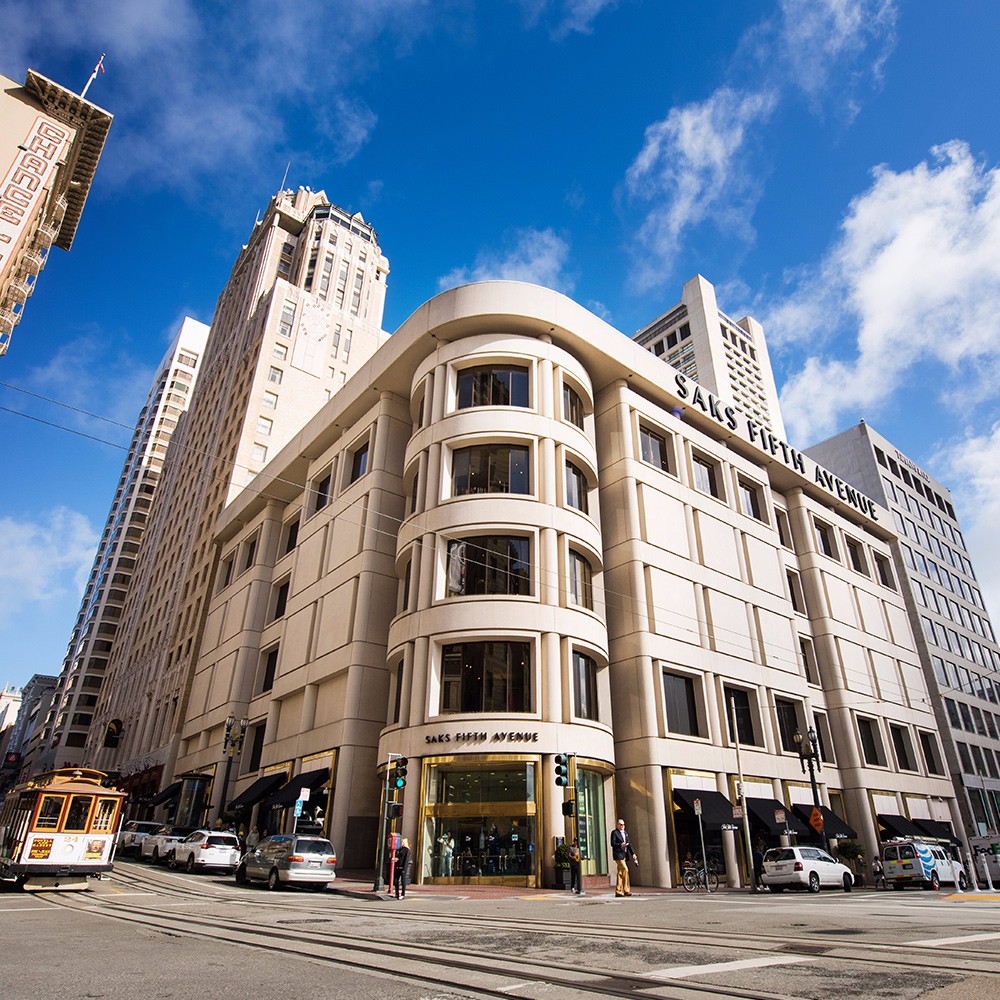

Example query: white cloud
[438,227,574,293]
[0,508,97,620]
[552,0,619,38]
[771,141,1000,444]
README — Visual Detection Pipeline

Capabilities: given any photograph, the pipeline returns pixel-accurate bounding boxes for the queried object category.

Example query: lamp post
[794,726,824,840]
[217,714,249,824]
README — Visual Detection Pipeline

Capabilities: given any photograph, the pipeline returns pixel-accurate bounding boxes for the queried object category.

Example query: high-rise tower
[87,189,390,811]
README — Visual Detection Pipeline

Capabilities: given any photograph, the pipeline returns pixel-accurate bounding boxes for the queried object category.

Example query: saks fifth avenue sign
[425,730,539,745]
[673,372,879,521]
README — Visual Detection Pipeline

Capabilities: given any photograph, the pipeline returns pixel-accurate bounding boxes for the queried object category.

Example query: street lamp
[794,726,824,839]
[217,714,249,824]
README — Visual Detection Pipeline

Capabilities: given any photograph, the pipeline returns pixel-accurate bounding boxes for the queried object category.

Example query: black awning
[265,767,330,809]
[150,781,182,806]
[912,818,958,843]
[228,773,286,811]
[878,813,924,840]
[673,788,739,831]
[792,804,857,839]
[746,798,809,836]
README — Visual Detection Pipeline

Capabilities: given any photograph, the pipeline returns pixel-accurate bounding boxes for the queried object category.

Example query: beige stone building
[165,280,957,886]
[86,189,390,817]
[0,68,112,356]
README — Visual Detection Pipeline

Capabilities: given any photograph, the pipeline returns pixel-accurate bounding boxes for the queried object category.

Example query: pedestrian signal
[388,801,404,818]
[554,753,569,787]
[561,799,575,817]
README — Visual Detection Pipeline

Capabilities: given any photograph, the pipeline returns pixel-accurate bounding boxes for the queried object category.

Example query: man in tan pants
[610,818,638,896]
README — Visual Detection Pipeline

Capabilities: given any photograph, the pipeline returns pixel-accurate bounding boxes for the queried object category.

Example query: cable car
[0,767,126,891]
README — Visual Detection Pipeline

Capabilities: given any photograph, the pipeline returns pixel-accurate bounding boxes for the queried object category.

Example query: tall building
[87,188,390,816]
[1,674,58,788]
[0,68,112,356]
[634,274,786,439]
[33,318,209,780]
[138,280,957,885]
[806,422,1000,842]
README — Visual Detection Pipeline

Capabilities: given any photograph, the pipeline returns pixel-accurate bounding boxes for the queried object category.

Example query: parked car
[168,830,241,874]
[235,834,337,890]
[117,820,162,858]
[762,846,854,892]
[882,839,968,891]
[140,825,197,864]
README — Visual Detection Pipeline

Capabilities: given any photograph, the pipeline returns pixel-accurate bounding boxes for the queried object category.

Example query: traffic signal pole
[373,752,398,892]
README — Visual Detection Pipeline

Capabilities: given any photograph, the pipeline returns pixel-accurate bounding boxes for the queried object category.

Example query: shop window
[446,536,530,596]
[565,460,588,513]
[774,698,801,752]
[568,549,593,610]
[663,671,701,737]
[692,453,723,500]
[573,651,599,721]
[723,686,761,746]
[452,444,529,496]
[639,425,673,473]
[440,641,532,714]
[457,364,529,409]
[857,716,886,766]
[563,382,585,429]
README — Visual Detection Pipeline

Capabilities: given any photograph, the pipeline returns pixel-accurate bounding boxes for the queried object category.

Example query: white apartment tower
[87,189,390,814]
[634,274,786,439]
[33,318,209,777]
[807,422,1000,845]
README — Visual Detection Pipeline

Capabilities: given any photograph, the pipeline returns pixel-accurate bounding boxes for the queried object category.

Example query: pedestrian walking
[872,856,888,890]
[394,837,411,898]
[610,819,637,896]
[753,841,767,892]
[569,838,582,894]
[438,833,454,877]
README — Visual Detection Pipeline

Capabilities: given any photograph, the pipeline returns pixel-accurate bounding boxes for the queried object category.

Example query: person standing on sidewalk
[569,838,582,894]
[610,819,637,896]
[394,838,411,898]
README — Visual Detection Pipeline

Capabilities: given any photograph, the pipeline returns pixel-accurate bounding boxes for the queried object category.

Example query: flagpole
[81,53,106,99]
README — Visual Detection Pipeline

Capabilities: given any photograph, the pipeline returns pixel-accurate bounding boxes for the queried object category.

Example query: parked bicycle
[682,863,719,892]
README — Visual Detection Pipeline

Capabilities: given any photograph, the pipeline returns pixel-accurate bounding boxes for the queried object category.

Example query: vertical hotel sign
[0,115,72,281]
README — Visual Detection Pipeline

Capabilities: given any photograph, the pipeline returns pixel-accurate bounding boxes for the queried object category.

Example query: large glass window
[692,454,722,499]
[446,537,530,596]
[563,383,585,428]
[64,796,94,832]
[565,461,588,513]
[573,652,598,721]
[774,698,800,752]
[457,365,529,409]
[639,426,672,472]
[724,686,760,745]
[857,716,886,766]
[568,549,593,610]
[663,672,700,737]
[452,444,529,496]
[441,641,532,713]
[35,795,63,830]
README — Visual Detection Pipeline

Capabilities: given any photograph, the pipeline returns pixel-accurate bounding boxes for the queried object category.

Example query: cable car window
[92,799,118,832]
[64,796,94,832]
[36,795,64,830]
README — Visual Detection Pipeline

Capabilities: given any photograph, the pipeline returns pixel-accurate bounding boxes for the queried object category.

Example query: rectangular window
[278,302,295,338]
[244,724,265,773]
[738,478,765,520]
[814,519,838,559]
[663,671,700,737]
[251,443,267,464]
[918,731,944,775]
[799,637,818,684]
[440,641,532,714]
[350,441,370,482]
[271,580,290,621]
[241,536,257,571]
[457,365,529,409]
[256,417,273,437]
[218,555,234,592]
[259,646,279,694]
[283,518,299,555]
[692,454,722,499]
[452,444,530,496]
[268,367,283,385]
[857,716,886,766]
[724,686,759,745]
[889,724,915,770]
[774,698,800,753]
[874,552,895,589]
[639,426,672,473]
[845,537,869,575]
[573,651,599,721]
[272,343,288,361]
[563,383,585,429]
[565,461,588,513]
[775,509,792,548]
[262,391,278,410]
[787,571,805,614]
[313,470,332,511]
[446,536,530,596]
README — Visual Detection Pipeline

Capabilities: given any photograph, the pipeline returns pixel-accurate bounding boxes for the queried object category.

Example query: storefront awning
[150,781,182,806]
[912,818,958,843]
[673,788,740,830]
[265,767,330,809]
[878,813,924,840]
[792,804,857,839]
[746,798,809,836]
[228,773,286,811]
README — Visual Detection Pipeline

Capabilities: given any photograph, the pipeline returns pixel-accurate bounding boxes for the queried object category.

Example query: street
[2,861,999,1000]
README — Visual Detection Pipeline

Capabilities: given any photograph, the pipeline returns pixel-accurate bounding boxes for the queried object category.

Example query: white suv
[762,846,854,893]
[117,820,162,858]
[169,830,241,874]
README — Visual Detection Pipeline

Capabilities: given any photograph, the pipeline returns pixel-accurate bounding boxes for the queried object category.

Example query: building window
[568,549,594,610]
[738,478,765,521]
[271,579,290,621]
[857,716,886,766]
[262,391,278,410]
[440,641,532,714]
[799,637,818,684]
[787,571,806,614]
[241,535,257,572]
[218,554,235,592]
[244,724,265,772]
[845,537,869,575]
[775,509,792,549]
[251,443,268,464]
[401,559,412,612]
[814,519,838,559]
[282,518,299,555]
[889,724,916,771]
[874,552,896,589]
[639,426,672,473]
[272,343,288,361]
[257,416,273,436]
[456,364,529,409]
[663,671,700,737]
[563,383,585,429]
[350,441,370,483]
[692,453,723,499]
[313,470,332,512]
[565,461,588,513]
[258,646,279,694]
[573,651,599,721]
[268,367,283,385]
[452,444,529,496]
[774,698,801,753]
[446,536,530,596]
[724,686,760,745]
[278,302,295,338]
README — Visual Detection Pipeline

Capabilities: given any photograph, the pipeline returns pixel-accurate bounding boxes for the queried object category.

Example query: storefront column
[843,785,881,875]
[717,772,742,887]
[640,764,670,887]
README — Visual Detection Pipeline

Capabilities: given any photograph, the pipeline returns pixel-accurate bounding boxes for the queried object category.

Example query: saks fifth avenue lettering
[425,731,539,745]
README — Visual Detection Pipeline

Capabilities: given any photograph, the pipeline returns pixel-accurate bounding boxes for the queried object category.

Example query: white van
[882,839,968,891]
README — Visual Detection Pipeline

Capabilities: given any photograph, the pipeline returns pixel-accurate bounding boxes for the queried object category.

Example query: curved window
[566,461,588,513]
[568,549,593,610]
[447,536,530,596]
[441,641,532,713]
[457,365,529,409]
[563,383,585,429]
[573,651,598,721]
[453,444,529,496]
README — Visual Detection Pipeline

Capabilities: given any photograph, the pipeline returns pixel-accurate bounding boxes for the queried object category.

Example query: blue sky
[3,0,1000,692]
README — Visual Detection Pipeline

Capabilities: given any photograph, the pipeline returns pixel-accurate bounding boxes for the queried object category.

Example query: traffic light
[393,756,408,789]
[561,799,575,817]
[388,801,404,819]
[554,753,569,787]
